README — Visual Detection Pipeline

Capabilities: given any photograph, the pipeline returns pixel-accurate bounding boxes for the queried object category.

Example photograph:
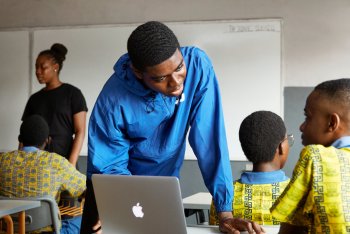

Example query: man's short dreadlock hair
[239,111,286,164]
[127,21,180,72]
[18,115,49,147]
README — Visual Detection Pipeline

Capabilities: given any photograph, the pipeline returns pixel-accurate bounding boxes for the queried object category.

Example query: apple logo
[132,202,144,218]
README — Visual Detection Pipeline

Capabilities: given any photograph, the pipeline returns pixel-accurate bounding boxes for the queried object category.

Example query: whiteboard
[4,19,282,160]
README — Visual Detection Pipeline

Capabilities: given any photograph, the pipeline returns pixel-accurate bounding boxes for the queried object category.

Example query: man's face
[299,91,333,146]
[136,49,187,97]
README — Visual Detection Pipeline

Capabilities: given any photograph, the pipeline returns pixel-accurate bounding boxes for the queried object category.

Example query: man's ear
[130,64,143,80]
[328,113,340,132]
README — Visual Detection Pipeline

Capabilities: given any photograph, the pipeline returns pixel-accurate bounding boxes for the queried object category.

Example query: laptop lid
[92,174,188,234]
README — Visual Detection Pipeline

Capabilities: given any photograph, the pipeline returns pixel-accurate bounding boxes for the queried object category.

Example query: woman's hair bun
[50,43,68,61]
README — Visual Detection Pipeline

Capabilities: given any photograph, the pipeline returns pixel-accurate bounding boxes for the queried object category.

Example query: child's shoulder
[301,144,350,161]
[302,144,346,152]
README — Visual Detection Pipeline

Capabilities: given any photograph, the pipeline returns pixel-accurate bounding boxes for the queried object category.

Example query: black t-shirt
[22,83,88,159]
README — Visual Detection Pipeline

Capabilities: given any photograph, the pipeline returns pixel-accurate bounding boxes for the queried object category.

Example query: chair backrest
[0,195,60,233]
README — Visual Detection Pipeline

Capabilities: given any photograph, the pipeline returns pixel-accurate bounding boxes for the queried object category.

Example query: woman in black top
[22,43,88,167]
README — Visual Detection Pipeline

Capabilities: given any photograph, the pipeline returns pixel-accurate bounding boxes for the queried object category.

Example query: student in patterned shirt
[271,78,350,234]
[210,111,292,225]
[0,115,86,234]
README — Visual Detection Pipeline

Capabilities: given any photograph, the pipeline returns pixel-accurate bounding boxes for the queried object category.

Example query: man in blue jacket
[81,21,264,234]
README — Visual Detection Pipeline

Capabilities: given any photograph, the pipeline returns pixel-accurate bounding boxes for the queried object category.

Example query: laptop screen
[92,174,188,234]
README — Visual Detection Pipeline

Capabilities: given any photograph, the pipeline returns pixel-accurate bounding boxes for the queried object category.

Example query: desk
[183,192,211,224]
[183,192,212,210]
[187,225,221,233]
[0,200,40,234]
[187,225,280,234]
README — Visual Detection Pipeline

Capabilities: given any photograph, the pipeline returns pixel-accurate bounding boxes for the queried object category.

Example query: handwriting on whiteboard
[228,23,279,33]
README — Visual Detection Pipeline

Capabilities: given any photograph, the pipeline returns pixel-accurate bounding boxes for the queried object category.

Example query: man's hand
[218,212,265,234]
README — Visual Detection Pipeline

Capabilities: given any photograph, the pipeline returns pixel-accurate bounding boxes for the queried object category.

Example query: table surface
[0,200,40,217]
[187,225,280,234]
[183,192,212,209]
[187,225,221,233]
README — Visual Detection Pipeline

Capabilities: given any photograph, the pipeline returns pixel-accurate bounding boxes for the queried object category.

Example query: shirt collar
[331,136,350,149]
[238,170,289,184]
[22,146,40,152]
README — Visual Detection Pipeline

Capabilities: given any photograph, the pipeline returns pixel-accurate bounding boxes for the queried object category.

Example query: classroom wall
[2,0,350,87]
[2,0,350,196]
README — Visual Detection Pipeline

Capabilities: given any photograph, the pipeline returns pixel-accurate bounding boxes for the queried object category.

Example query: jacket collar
[114,53,156,98]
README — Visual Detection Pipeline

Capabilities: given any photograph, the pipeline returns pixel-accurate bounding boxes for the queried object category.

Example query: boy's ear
[40,137,50,150]
[278,142,285,155]
[130,64,143,80]
[328,113,340,132]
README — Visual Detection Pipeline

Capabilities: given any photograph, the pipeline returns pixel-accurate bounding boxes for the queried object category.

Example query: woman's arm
[69,111,87,166]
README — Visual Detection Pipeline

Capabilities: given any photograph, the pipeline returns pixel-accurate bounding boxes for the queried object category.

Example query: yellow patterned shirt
[0,149,86,232]
[210,170,289,225]
[270,143,350,234]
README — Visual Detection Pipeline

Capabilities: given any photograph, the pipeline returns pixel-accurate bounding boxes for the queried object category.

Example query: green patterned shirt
[271,145,350,234]
[0,150,86,201]
[210,172,289,225]
[0,149,86,233]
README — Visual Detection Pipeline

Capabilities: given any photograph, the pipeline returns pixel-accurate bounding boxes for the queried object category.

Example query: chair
[0,215,14,234]
[58,191,84,219]
[0,195,60,233]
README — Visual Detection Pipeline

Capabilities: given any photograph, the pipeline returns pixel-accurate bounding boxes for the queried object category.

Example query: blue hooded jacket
[87,47,233,212]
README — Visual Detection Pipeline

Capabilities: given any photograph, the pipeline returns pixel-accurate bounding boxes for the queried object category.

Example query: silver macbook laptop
[92,174,188,234]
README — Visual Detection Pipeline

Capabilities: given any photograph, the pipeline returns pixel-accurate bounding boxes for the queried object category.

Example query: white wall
[1,0,350,155]
[1,0,350,87]
[25,20,281,159]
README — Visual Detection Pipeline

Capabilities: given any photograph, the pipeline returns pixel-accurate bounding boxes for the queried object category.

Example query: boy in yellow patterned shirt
[271,78,350,234]
[210,111,292,225]
[0,115,86,234]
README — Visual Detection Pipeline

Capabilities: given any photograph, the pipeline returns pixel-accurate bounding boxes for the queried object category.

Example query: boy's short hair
[314,78,350,107]
[239,111,286,163]
[19,115,49,147]
[127,21,180,72]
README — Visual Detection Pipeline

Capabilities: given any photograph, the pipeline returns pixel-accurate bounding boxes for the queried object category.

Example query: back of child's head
[239,110,286,164]
[19,115,49,147]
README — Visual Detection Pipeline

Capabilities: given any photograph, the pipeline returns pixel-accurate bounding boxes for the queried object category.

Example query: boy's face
[300,91,334,146]
[135,49,187,97]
